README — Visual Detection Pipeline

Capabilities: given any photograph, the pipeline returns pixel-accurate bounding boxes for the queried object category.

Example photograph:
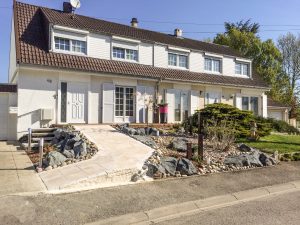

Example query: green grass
[237,134,300,154]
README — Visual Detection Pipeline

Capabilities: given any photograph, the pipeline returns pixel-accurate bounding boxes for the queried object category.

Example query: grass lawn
[237,134,300,154]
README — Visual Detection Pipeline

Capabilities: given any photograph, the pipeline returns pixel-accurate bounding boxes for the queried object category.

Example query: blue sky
[1,0,300,82]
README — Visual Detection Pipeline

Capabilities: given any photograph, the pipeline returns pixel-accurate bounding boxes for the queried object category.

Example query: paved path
[0,141,45,196]
[39,125,154,191]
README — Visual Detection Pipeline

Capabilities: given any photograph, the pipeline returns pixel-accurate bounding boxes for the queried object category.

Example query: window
[242,97,249,110]
[71,40,86,54]
[205,58,221,73]
[115,87,134,117]
[113,47,138,61]
[54,37,86,54]
[55,37,70,51]
[168,53,188,68]
[242,96,259,115]
[235,62,249,76]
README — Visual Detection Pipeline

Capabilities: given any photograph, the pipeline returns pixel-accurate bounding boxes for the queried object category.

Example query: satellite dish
[70,0,81,9]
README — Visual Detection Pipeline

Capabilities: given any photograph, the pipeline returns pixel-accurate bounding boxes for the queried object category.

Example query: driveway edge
[86,180,300,225]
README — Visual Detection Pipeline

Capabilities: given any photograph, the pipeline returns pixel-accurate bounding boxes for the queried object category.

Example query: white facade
[7,16,269,140]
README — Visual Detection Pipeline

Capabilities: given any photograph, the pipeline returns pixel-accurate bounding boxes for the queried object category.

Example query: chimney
[131,18,138,28]
[174,28,183,37]
[63,2,73,13]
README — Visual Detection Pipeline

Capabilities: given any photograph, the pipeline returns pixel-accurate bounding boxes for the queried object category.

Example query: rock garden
[20,125,99,172]
[116,103,283,181]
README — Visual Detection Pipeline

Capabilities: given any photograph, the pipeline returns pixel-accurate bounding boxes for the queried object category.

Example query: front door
[174,90,189,122]
[67,82,87,123]
[115,86,135,123]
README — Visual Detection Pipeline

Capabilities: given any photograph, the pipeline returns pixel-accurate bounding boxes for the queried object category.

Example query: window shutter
[235,93,242,110]
[146,86,155,123]
[190,90,200,116]
[136,86,146,123]
[102,83,115,123]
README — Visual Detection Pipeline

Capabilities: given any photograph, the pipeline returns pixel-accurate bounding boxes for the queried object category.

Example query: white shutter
[146,86,155,123]
[235,93,242,110]
[102,83,115,123]
[136,86,146,123]
[165,89,175,123]
[190,90,200,116]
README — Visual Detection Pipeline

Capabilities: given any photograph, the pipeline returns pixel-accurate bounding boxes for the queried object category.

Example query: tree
[277,33,300,118]
[214,27,285,101]
[224,19,260,34]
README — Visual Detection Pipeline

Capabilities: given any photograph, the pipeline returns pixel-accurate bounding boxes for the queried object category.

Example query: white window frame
[235,61,250,76]
[112,46,139,62]
[168,52,189,69]
[241,95,259,115]
[54,36,87,55]
[204,57,222,74]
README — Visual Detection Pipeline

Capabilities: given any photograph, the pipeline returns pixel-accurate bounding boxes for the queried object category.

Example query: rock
[146,164,166,177]
[53,128,63,139]
[259,152,276,166]
[224,150,263,167]
[145,127,152,135]
[272,151,279,161]
[160,157,177,176]
[238,143,253,152]
[73,141,87,158]
[62,149,75,158]
[170,137,189,152]
[131,173,140,182]
[122,126,137,135]
[176,158,198,176]
[151,128,159,136]
[46,151,67,167]
[132,135,158,148]
[136,128,146,136]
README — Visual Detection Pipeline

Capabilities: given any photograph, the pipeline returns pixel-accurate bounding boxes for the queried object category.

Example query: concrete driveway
[0,141,45,196]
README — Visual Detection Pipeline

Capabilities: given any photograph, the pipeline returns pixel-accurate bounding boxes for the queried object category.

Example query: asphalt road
[0,162,300,225]
[157,189,300,225]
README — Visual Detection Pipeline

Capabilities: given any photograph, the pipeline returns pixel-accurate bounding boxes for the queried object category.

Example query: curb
[86,180,300,225]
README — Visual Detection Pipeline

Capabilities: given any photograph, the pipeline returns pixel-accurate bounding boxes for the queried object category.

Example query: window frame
[204,57,222,73]
[112,46,139,62]
[235,61,250,76]
[168,52,189,69]
[54,36,87,55]
[241,95,259,115]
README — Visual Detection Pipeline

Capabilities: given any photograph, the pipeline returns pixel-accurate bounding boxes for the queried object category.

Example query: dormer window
[54,37,86,54]
[113,47,138,61]
[204,57,221,73]
[235,62,249,76]
[168,53,188,69]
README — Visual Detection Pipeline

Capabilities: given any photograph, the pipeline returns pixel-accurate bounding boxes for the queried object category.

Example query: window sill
[112,58,139,63]
[168,65,189,70]
[52,49,87,56]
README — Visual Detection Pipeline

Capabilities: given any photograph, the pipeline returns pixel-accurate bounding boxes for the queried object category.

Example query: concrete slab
[0,141,46,196]
[38,125,154,191]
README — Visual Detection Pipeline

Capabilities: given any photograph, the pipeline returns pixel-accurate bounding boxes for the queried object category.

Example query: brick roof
[0,84,17,93]
[14,1,269,89]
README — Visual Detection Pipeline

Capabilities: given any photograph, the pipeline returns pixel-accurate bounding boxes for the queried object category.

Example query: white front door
[206,92,221,105]
[67,82,87,123]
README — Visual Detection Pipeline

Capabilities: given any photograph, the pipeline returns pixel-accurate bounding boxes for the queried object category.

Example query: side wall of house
[9,16,16,83]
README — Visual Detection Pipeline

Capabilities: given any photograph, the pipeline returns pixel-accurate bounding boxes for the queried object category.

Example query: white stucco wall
[17,69,59,138]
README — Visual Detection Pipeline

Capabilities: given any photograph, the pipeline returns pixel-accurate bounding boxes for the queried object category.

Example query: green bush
[184,103,272,138]
[255,117,300,135]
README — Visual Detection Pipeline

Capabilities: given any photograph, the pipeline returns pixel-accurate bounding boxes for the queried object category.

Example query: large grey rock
[259,152,276,166]
[132,135,158,148]
[53,128,63,139]
[160,157,177,176]
[224,151,263,167]
[171,137,189,152]
[238,143,253,152]
[73,141,87,158]
[176,158,198,176]
[62,149,75,158]
[136,128,146,136]
[46,151,67,167]
[122,127,137,135]
[146,164,166,177]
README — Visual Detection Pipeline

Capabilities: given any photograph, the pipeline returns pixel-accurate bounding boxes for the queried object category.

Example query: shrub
[183,103,272,138]
[255,117,300,135]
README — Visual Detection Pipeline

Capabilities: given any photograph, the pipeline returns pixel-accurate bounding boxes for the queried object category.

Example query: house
[7,1,270,140]
[267,98,289,122]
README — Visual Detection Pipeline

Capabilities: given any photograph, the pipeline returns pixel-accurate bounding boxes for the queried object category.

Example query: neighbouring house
[267,98,290,122]
[7,1,270,140]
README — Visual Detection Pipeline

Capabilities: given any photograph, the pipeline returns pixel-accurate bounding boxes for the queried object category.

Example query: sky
[1,0,300,82]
